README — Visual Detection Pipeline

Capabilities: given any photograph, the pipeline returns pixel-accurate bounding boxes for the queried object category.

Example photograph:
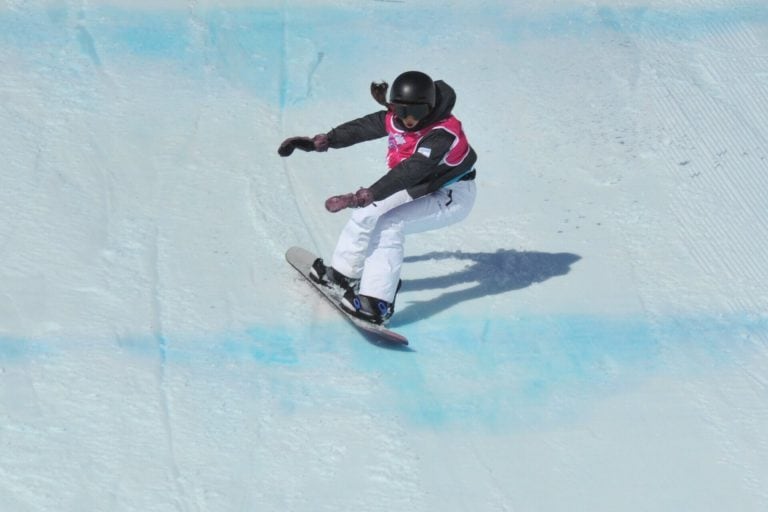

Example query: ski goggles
[392,103,431,121]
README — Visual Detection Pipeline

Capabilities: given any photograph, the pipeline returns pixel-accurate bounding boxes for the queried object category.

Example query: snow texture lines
[145,224,190,511]
[2,3,768,511]
[75,9,102,69]
[634,12,768,314]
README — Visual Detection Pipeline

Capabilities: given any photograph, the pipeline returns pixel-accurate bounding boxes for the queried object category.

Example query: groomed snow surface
[1,1,767,511]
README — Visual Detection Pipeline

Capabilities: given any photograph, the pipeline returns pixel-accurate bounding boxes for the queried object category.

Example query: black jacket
[325,81,477,201]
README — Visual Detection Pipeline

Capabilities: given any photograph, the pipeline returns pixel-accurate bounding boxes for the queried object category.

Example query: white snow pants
[330,179,477,303]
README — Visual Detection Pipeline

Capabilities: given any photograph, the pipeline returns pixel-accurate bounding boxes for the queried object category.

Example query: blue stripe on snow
[0,338,50,360]
[2,313,765,429]
[1,4,767,106]
[29,313,765,430]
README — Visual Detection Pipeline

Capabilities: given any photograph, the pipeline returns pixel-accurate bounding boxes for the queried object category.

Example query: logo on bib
[388,133,406,150]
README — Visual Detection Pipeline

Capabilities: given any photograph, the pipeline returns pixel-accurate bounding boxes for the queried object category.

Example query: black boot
[310,258,359,293]
[340,289,397,325]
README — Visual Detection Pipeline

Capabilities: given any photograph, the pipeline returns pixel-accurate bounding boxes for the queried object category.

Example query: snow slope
[1,1,767,510]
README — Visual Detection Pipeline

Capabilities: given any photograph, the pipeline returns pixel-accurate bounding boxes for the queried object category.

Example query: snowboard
[285,246,409,346]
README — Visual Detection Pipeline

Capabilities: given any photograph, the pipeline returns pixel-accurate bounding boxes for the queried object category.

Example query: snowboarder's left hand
[325,188,374,212]
[370,81,389,107]
[277,134,329,156]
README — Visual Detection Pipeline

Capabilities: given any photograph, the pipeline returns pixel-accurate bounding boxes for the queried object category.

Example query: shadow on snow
[391,249,581,327]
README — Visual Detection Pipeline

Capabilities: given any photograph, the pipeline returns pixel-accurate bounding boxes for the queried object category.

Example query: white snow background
[1,1,768,511]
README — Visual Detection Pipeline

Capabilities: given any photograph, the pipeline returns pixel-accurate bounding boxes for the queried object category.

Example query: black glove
[277,134,329,157]
[370,81,389,107]
[325,188,374,213]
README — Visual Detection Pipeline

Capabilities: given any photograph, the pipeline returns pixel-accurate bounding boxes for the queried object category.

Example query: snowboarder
[278,70,477,325]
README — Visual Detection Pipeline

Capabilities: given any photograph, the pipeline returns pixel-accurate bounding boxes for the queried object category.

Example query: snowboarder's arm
[325,111,388,148]
[277,112,387,157]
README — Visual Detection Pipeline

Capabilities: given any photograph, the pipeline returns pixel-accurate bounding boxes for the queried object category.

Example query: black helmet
[389,71,436,108]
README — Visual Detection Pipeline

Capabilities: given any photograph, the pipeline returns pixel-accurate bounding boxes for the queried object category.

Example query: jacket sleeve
[326,111,388,148]
[367,129,460,201]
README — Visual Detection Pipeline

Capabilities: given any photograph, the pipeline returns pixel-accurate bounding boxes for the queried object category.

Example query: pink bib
[385,112,470,170]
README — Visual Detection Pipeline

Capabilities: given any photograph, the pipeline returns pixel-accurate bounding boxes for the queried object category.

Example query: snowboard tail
[285,246,408,346]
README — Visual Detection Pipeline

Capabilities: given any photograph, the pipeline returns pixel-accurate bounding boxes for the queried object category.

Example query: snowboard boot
[309,258,359,294]
[340,280,402,326]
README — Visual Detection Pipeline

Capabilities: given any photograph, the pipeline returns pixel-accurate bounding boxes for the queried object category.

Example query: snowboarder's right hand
[277,134,329,156]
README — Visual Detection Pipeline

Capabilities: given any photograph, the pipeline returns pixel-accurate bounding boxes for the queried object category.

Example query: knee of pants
[370,216,405,249]
[349,206,382,232]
